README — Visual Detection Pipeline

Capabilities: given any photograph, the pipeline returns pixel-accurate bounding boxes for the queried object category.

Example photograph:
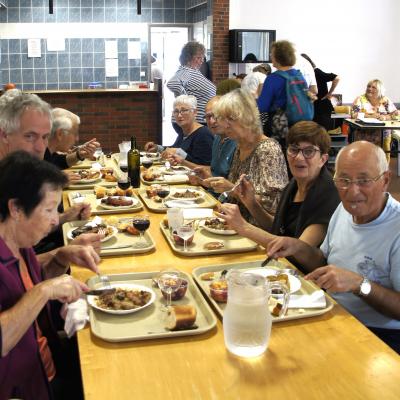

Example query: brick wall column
[212,0,230,86]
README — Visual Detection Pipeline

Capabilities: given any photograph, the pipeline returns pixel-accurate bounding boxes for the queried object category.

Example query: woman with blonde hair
[352,79,398,161]
[204,89,288,225]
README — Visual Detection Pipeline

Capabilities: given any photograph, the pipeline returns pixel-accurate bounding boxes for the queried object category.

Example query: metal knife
[101,244,134,250]
[85,288,116,296]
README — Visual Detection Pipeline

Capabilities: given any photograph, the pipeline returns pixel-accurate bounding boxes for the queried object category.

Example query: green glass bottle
[127,136,140,188]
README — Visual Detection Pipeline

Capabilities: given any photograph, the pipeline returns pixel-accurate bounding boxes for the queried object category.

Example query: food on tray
[162,216,169,228]
[271,302,283,317]
[203,241,225,250]
[94,186,106,199]
[143,172,162,182]
[171,189,201,199]
[100,167,114,176]
[200,272,215,281]
[204,218,229,231]
[104,173,117,182]
[77,169,100,180]
[165,166,187,173]
[126,225,140,235]
[172,230,194,246]
[160,278,188,301]
[95,287,152,310]
[209,279,228,303]
[100,196,134,207]
[165,305,197,330]
[146,184,162,198]
[70,223,113,238]
[266,273,290,290]
[145,152,160,159]
[115,220,140,235]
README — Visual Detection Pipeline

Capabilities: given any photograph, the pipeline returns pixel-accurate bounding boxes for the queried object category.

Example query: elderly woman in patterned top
[351,79,398,161]
[203,89,288,226]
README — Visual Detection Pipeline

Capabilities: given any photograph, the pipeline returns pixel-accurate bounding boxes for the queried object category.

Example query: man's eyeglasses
[172,108,192,116]
[333,172,386,190]
[287,145,321,159]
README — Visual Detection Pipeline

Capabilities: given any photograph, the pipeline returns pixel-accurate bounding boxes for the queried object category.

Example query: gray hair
[0,89,23,107]
[173,95,197,110]
[335,142,388,174]
[0,92,52,135]
[50,108,80,138]
[241,72,266,97]
[179,41,205,66]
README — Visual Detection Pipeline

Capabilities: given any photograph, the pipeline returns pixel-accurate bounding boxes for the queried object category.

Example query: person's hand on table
[71,233,104,254]
[65,170,81,183]
[60,203,91,224]
[203,176,233,193]
[41,274,89,303]
[161,147,177,159]
[266,235,303,260]
[144,142,157,152]
[193,166,211,180]
[215,203,247,234]
[167,153,183,166]
[305,265,363,293]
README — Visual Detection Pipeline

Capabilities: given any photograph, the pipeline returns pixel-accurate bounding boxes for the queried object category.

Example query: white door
[150,26,189,146]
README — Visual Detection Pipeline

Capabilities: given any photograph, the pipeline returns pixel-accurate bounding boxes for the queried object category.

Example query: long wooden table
[65,191,400,400]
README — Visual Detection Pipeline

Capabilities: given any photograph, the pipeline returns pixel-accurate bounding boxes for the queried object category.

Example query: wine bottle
[127,136,140,188]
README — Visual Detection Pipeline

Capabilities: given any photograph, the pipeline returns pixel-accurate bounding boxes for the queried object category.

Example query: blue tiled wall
[0,0,209,90]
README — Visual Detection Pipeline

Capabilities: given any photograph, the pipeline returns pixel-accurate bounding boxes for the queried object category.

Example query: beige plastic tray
[67,190,143,214]
[67,173,118,190]
[62,220,155,256]
[140,165,191,186]
[138,185,217,213]
[192,260,334,322]
[160,222,258,257]
[86,272,217,342]
[69,159,95,169]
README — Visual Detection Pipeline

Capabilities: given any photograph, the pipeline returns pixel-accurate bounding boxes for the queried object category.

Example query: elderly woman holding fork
[204,89,288,225]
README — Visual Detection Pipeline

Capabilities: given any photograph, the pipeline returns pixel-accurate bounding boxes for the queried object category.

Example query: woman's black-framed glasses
[287,145,321,159]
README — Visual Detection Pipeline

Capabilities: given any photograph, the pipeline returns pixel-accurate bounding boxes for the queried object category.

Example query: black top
[44,147,69,170]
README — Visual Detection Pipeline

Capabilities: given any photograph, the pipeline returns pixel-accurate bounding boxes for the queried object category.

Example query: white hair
[0,92,52,135]
[173,95,197,110]
[50,108,80,138]
[241,72,266,97]
[335,142,388,174]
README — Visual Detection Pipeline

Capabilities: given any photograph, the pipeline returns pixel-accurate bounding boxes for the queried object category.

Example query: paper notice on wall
[27,38,41,58]
[128,40,141,60]
[105,40,118,59]
[105,58,119,77]
[47,37,65,52]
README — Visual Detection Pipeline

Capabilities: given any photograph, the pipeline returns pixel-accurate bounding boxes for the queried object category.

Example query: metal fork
[98,274,111,289]
[217,175,250,203]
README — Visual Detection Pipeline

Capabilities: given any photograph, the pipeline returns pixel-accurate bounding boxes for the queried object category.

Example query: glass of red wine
[142,158,153,170]
[156,184,170,207]
[117,173,130,191]
[132,215,151,248]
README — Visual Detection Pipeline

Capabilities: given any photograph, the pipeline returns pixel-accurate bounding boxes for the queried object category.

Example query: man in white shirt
[266,141,400,353]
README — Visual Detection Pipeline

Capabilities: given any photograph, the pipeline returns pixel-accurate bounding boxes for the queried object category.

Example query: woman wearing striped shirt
[167,41,216,128]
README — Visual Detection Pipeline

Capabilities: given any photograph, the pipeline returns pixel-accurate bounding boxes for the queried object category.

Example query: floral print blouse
[227,137,288,226]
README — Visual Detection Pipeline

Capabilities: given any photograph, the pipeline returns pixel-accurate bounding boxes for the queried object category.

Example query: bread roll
[94,186,106,199]
[203,241,224,250]
[165,305,197,330]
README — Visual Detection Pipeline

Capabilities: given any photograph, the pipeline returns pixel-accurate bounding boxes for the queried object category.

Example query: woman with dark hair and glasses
[217,121,340,264]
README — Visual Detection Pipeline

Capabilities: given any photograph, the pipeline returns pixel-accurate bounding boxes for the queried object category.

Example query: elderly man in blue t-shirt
[266,140,400,353]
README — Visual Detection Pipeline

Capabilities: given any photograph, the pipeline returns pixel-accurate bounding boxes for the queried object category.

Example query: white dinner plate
[75,170,101,184]
[87,283,156,315]
[140,151,161,161]
[67,225,118,243]
[169,189,205,201]
[162,166,191,175]
[245,268,302,294]
[200,220,236,236]
[97,196,139,210]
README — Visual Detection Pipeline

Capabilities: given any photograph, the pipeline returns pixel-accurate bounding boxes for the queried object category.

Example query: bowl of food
[160,278,188,301]
[209,279,228,303]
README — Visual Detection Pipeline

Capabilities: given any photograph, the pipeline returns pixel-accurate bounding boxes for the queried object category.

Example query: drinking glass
[177,224,195,252]
[167,208,184,232]
[132,215,150,248]
[157,269,182,308]
[156,184,170,207]
[117,172,130,190]
[93,147,103,161]
[142,158,153,169]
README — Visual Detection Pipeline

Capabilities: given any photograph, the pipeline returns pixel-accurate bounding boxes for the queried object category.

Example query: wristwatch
[358,277,372,297]
[76,148,85,161]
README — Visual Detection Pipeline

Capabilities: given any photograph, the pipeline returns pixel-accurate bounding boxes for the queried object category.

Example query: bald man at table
[266,141,400,353]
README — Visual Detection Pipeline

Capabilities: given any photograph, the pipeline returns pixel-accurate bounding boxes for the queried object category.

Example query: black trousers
[368,326,400,354]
